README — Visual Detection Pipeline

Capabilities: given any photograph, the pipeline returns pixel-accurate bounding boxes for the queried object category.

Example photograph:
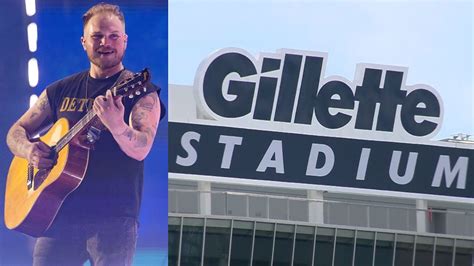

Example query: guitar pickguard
[33,169,52,190]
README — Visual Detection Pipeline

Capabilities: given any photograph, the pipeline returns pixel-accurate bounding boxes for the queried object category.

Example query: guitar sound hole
[33,169,51,190]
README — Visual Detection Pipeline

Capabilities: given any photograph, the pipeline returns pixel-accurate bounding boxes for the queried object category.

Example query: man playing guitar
[6,3,164,265]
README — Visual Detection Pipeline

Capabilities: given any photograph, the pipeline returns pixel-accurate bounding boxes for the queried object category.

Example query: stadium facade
[168,48,474,266]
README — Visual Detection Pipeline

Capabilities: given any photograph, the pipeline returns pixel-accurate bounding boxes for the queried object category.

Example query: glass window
[446,212,467,236]
[455,247,473,266]
[394,234,414,266]
[369,206,389,229]
[455,239,474,266]
[326,202,349,226]
[388,208,409,231]
[314,227,335,266]
[177,190,199,214]
[435,238,453,266]
[273,224,295,266]
[169,190,178,213]
[429,208,447,234]
[293,225,315,266]
[227,193,247,216]
[211,192,226,215]
[348,204,368,227]
[269,198,288,220]
[289,199,308,221]
[180,218,205,266]
[253,222,275,266]
[230,221,254,266]
[414,236,434,266]
[470,214,474,236]
[334,229,355,266]
[374,232,395,266]
[407,209,417,231]
[168,217,181,266]
[354,231,374,266]
[249,195,268,219]
[203,219,232,266]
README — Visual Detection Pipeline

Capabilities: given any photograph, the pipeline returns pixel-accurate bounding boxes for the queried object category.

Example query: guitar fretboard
[53,109,97,153]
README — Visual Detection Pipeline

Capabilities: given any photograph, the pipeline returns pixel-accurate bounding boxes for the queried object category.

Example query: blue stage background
[0,1,168,265]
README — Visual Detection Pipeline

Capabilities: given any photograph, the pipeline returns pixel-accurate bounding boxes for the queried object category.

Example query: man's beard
[87,50,124,70]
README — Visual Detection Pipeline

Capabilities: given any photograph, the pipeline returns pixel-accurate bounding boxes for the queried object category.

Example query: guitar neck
[53,109,98,152]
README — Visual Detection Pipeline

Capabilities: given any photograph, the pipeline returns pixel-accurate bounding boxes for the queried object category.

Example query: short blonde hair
[82,2,125,29]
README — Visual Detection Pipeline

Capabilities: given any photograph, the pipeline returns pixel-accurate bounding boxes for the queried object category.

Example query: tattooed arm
[95,90,160,161]
[6,90,55,169]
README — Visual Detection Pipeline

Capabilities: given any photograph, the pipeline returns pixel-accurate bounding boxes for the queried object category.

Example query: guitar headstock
[112,68,151,99]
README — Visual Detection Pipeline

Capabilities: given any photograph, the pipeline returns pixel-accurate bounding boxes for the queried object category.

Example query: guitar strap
[85,69,135,145]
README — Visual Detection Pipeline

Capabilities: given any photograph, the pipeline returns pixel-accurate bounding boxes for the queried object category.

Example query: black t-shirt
[45,69,164,226]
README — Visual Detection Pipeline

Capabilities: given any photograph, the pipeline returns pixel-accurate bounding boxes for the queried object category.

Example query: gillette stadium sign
[169,48,472,201]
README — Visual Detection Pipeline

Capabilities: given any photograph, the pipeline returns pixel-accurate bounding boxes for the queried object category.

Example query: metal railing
[168,189,474,238]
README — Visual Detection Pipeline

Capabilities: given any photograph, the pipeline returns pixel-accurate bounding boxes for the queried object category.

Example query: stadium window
[374,232,395,265]
[354,231,375,266]
[293,225,315,266]
[229,220,254,266]
[203,219,231,265]
[180,218,204,265]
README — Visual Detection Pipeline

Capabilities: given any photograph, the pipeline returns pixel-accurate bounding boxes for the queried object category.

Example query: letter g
[202,52,257,118]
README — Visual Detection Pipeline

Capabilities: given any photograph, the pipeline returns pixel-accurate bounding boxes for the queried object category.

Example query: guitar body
[4,118,90,237]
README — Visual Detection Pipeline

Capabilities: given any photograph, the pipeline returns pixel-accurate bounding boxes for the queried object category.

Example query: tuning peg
[124,87,128,92]
[131,84,135,89]
[137,81,142,85]
[129,94,134,99]
[143,87,147,92]
[135,91,141,96]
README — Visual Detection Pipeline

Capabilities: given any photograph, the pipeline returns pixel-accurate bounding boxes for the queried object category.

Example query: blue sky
[169,0,473,139]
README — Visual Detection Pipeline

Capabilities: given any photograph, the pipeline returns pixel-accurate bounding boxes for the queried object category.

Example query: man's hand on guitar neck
[93,89,160,161]
[93,89,125,133]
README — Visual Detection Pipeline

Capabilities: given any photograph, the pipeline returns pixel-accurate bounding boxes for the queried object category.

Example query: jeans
[33,216,138,266]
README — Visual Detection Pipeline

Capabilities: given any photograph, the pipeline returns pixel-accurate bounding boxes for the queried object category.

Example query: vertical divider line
[177,216,183,266]
[432,236,437,266]
[271,222,276,266]
[392,233,398,266]
[200,217,207,266]
[451,238,457,266]
[352,230,357,266]
[227,219,234,266]
[412,235,417,266]
[250,221,256,266]
[291,224,297,266]
[312,226,318,266]
[332,228,337,266]
[372,231,377,266]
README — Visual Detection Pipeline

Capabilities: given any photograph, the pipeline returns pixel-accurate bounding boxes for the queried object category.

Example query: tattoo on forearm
[120,128,134,141]
[8,127,29,156]
[143,127,155,138]
[12,128,24,141]
[119,127,148,148]
[118,93,159,152]
[38,95,49,111]
[135,134,147,148]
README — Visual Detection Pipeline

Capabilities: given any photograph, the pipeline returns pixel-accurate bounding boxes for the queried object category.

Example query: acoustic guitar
[4,69,150,237]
